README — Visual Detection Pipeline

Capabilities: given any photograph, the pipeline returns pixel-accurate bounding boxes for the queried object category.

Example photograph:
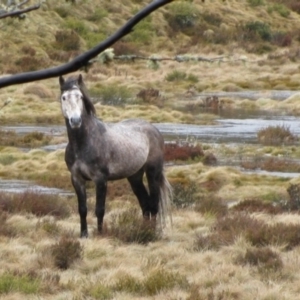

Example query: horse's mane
[60,75,96,116]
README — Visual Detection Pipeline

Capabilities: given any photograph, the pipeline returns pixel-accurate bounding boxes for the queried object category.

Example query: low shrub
[51,236,83,269]
[286,183,300,210]
[165,70,187,82]
[64,17,89,36]
[0,211,17,237]
[164,142,204,162]
[54,30,81,51]
[172,180,199,209]
[268,4,290,18]
[166,2,200,35]
[243,21,272,42]
[23,83,54,99]
[241,156,300,173]
[0,191,71,218]
[103,207,160,244]
[247,0,264,6]
[54,6,70,18]
[15,56,47,72]
[237,247,283,271]
[257,124,297,145]
[90,84,133,106]
[21,45,36,56]
[272,32,292,47]
[195,196,228,217]
[126,17,154,45]
[87,8,108,22]
[0,130,51,148]
[233,198,283,214]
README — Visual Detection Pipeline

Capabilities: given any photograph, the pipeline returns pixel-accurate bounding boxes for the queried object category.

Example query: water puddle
[156,117,300,143]
[2,116,300,145]
[194,90,299,101]
[0,179,73,196]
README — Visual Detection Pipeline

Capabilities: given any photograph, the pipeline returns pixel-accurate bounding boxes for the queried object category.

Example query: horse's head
[59,74,85,128]
[59,74,96,129]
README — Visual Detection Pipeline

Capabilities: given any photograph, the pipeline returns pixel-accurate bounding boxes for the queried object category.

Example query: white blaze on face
[61,86,84,128]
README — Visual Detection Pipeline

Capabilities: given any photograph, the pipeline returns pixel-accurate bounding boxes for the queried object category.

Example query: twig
[0,2,40,19]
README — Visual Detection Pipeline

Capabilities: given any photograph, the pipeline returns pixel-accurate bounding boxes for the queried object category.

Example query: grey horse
[59,74,172,237]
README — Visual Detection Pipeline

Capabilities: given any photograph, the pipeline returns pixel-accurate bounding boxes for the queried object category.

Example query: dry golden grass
[2,1,300,299]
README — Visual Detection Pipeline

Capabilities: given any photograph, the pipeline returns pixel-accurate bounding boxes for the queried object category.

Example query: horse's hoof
[80,231,88,238]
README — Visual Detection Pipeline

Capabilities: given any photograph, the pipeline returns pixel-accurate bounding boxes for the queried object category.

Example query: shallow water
[0,179,73,195]
[2,115,300,145]
[1,106,300,193]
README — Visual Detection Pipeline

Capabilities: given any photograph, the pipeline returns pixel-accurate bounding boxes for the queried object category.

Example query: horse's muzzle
[69,116,82,128]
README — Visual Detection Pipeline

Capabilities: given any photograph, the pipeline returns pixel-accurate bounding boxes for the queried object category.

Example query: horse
[59,74,172,237]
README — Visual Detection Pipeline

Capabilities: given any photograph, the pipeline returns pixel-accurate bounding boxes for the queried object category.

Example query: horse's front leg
[95,180,107,234]
[71,175,88,238]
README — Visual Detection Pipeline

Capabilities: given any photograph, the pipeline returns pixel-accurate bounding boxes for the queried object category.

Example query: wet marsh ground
[2,53,300,298]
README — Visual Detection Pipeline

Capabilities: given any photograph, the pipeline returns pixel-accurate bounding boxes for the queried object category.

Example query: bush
[237,247,283,271]
[243,21,272,42]
[195,196,228,217]
[0,130,51,148]
[126,17,154,45]
[166,2,199,34]
[172,180,199,209]
[54,30,81,51]
[103,207,160,244]
[286,184,300,210]
[87,8,108,22]
[54,6,70,18]
[15,56,47,72]
[0,191,71,218]
[164,142,204,162]
[51,236,83,269]
[268,4,290,18]
[233,198,283,214]
[247,0,264,6]
[90,84,133,106]
[257,124,297,145]
[165,70,187,82]
[64,17,89,36]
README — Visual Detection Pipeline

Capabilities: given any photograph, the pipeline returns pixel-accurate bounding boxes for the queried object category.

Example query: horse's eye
[62,96,66,101]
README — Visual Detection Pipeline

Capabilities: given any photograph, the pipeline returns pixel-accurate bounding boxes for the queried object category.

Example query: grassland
[1,0,300,299]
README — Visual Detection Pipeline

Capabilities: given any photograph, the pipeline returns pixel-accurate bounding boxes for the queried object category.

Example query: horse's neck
[66,115,105,150]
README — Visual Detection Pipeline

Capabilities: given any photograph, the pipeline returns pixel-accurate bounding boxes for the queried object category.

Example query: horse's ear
[78,74,83,85]
[59,76,65,87]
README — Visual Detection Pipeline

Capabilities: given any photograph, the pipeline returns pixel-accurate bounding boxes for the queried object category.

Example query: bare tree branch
[0,1,39,19]
[0,0,173,88]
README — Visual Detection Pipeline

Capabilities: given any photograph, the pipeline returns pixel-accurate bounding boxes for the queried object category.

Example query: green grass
[0,273,41,295]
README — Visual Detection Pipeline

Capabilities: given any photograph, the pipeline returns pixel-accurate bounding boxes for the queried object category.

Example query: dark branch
[0,3,40,19]
[0,0,173,88]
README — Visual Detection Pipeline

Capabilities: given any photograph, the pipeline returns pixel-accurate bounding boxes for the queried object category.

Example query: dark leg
[95,180,107,234]
[127,169,151,218]
[71,176,88,238]
[146,165,163,219]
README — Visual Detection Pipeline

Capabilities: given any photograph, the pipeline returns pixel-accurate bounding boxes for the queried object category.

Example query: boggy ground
[2,0,300,299]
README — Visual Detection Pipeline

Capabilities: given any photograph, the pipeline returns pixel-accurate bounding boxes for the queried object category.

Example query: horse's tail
[158,171,173,229]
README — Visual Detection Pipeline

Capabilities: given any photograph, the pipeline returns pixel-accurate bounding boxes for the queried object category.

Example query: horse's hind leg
[127,168,151,218]
[145,164,163,219]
